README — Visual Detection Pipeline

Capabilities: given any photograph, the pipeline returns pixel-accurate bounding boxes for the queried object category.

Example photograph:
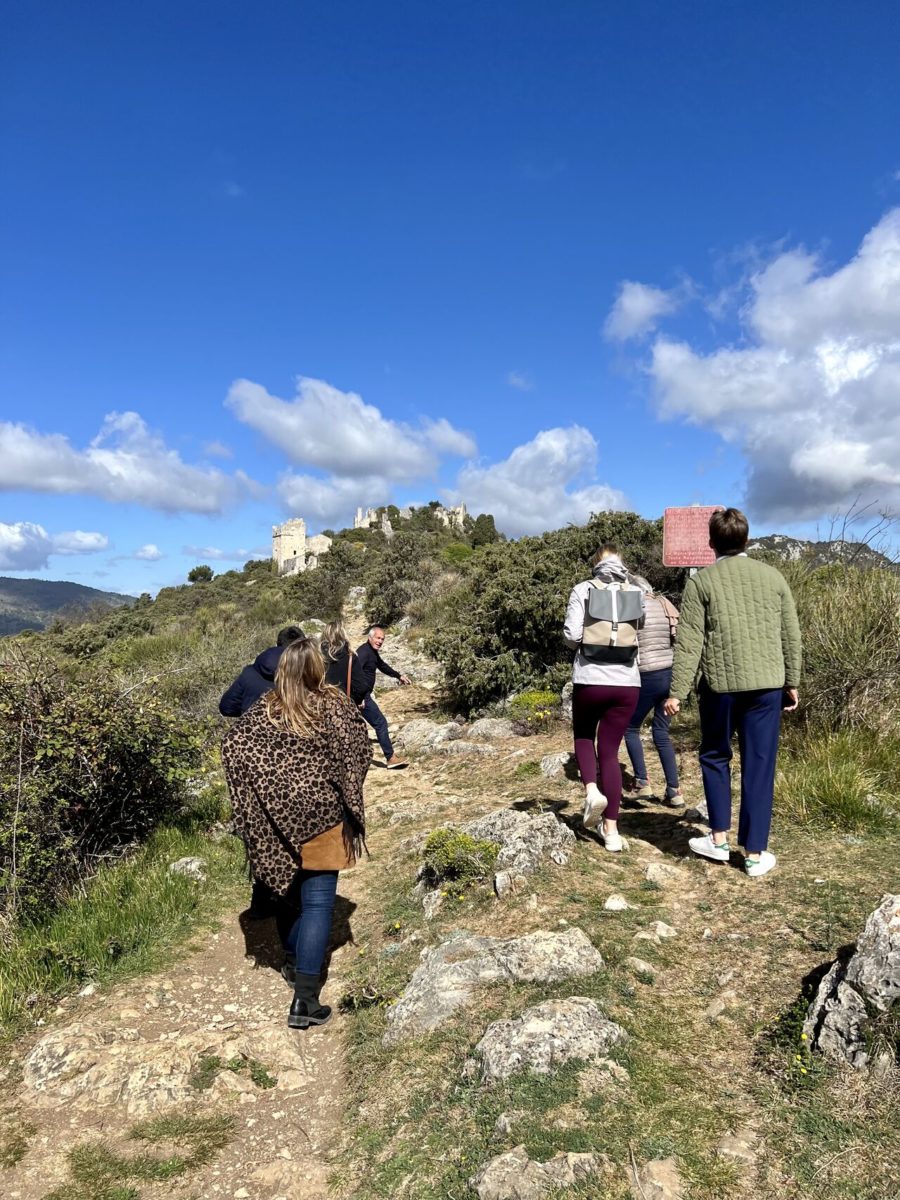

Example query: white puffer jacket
[637,595,677,673]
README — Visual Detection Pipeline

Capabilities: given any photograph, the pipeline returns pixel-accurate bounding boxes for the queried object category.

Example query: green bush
[776,730,899,833]
[421,829,500,885]
[0,649,203,921]
[426,511,681,712]
[787,563,900,733]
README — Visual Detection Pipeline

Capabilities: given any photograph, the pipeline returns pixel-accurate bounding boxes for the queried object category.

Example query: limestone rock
[561,682,574,722]
[704,990,738,1020]
[635,921,677,944]
[804,893,900,1072]
[462,809,576,881]
[645,863,683,885]
[475,996,627,1083]
[604,894,632,911]
[436,740,499,757]
[395,719,463,752]
[382,928,604,1045]
[716,1127,759,1165]
[467,717,518,741]
[470,1144,610,1200]
[422,891,444,921]
[168,857,206,881]
[624,957,657,979]
[540,751,579,780]
[630,1157,685,1200]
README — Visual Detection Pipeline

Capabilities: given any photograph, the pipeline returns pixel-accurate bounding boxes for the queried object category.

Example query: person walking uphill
[218,626,306,716]
[356,624,411,768]
[321,620,369,705]
[664,507,801,878]
[564,545,645,852]
[221,639,370,1030]
[624,589,683,805]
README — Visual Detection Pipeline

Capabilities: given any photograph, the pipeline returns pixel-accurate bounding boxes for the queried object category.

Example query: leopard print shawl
[221,689,369,895]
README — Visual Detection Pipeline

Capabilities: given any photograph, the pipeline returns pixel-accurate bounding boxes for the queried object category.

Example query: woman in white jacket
[563,545,645,851]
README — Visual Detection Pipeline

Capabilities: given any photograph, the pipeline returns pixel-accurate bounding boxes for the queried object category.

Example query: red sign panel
[663,506,724,567]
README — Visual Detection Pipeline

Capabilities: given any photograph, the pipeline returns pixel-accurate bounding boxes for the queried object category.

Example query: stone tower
[272,518,307,575]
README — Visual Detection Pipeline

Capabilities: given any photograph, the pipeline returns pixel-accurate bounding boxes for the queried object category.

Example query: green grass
[43,1112,234,1200]
[776,730,900,833]
[188,1053,278,1092]
[0,820,245,1042]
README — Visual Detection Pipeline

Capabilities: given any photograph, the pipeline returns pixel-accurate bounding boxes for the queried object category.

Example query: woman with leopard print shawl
[222,638,370,1030]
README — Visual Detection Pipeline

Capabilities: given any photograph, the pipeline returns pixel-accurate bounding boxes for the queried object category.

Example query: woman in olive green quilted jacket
[664,508,801,878]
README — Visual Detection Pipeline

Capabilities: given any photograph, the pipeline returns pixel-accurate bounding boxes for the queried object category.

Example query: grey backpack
[581,580,644,665]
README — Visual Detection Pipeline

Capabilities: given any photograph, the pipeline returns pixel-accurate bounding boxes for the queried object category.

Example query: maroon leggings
[572,684,640,821]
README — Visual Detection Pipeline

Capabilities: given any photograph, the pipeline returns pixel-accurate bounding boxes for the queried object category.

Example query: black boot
[280,955,296,987]
[288,972,332,1030]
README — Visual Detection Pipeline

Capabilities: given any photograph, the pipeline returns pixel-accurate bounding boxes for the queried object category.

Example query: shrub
[776,730,898,833]
[0,647,203,921]
[421,829,499,885]
[788,564,900,733]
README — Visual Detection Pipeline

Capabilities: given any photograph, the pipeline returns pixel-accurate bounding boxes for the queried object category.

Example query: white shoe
[600,827,624,853]
[582,788,608,830]
[745,851,776,878]
[688,833,730,863]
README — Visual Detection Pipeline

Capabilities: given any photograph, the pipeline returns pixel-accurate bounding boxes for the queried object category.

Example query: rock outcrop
[540,751,579,780]
[470,1144,611,1200]
[467,717,518,741]
[382,928,604,1046]
[394,719,464,752]
[804,892,900,1074]
[461,808,576,896]
[474,996,627,1083]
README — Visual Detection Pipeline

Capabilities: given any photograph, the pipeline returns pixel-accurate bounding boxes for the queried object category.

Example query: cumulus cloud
[649,209,900,521]
[0,412,248,514]
[454,427,626,538]
[277,472,393,526]
[604,281,681,341]
[226,376,475,481]
[135,544,163,561]
[0,522,109,571]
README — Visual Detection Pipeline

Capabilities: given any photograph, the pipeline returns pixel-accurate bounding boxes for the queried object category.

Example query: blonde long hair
[322,620,350,662]
[264,638,339,736]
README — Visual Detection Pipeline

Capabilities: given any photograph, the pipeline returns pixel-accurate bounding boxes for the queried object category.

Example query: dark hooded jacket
[219,646,283,717]
[322,641,369,705]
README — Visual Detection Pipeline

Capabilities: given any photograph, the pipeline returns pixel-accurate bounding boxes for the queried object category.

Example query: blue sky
[2,1,899,594]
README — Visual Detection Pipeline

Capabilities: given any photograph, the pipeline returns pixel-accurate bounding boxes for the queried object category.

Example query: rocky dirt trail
[2,614,442,1200]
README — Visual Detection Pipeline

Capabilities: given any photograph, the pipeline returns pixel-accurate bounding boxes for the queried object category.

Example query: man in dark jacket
[219,626,305,716]
[356,625,410,768]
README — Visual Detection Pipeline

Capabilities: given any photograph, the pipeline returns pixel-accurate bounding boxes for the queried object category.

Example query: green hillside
[0,576,133,636]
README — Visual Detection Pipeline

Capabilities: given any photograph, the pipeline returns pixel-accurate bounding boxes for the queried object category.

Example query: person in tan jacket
[623,590,683,805]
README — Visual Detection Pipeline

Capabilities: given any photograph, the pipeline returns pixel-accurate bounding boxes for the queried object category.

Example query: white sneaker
[745,851,776,878]
[600,827,624,852]
[688,833,730,863]
[582,788,608,830]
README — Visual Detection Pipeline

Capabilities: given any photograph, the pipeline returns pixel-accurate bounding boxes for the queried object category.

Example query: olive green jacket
[670,556,802,700]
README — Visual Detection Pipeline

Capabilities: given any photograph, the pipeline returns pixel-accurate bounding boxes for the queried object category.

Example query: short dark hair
[276,625,305,647]
[709,507,749,555]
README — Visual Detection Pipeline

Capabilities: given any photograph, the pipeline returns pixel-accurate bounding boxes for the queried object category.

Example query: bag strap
[346,650,353,698]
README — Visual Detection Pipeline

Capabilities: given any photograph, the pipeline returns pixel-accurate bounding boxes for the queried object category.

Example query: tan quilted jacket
[670,556,802,699]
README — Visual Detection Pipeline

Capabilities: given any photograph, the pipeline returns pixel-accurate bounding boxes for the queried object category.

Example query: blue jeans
[698,680,783,854]
[623,667,679,792]
[362,694,394,760]
[276,870,339,976]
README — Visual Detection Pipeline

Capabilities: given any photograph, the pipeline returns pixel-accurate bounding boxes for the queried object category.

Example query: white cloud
[0,522,109,571]
[182,544,267,562]
[277,472,392,527]
[225,376,475,482]
[453,427,626,538]
[648,209,900,521]
[203,439,234,459]
[604,281,681,341]
[135,544,163,561]
[507,370,535,392]
[0,412,248,514]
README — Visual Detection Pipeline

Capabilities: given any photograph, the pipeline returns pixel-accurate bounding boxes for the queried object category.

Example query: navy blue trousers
[698,681,783,854]
[362,695,394,760]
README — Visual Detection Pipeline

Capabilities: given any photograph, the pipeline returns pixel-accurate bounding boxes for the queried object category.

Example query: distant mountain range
[748,534,895,569]
[0,577,133,636]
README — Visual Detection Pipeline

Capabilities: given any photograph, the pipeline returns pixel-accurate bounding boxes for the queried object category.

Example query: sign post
[663,506,724,569]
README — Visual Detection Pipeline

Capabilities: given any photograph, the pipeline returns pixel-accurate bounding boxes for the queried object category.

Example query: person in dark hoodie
[356,624,410,768]
[219,626,306,716]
